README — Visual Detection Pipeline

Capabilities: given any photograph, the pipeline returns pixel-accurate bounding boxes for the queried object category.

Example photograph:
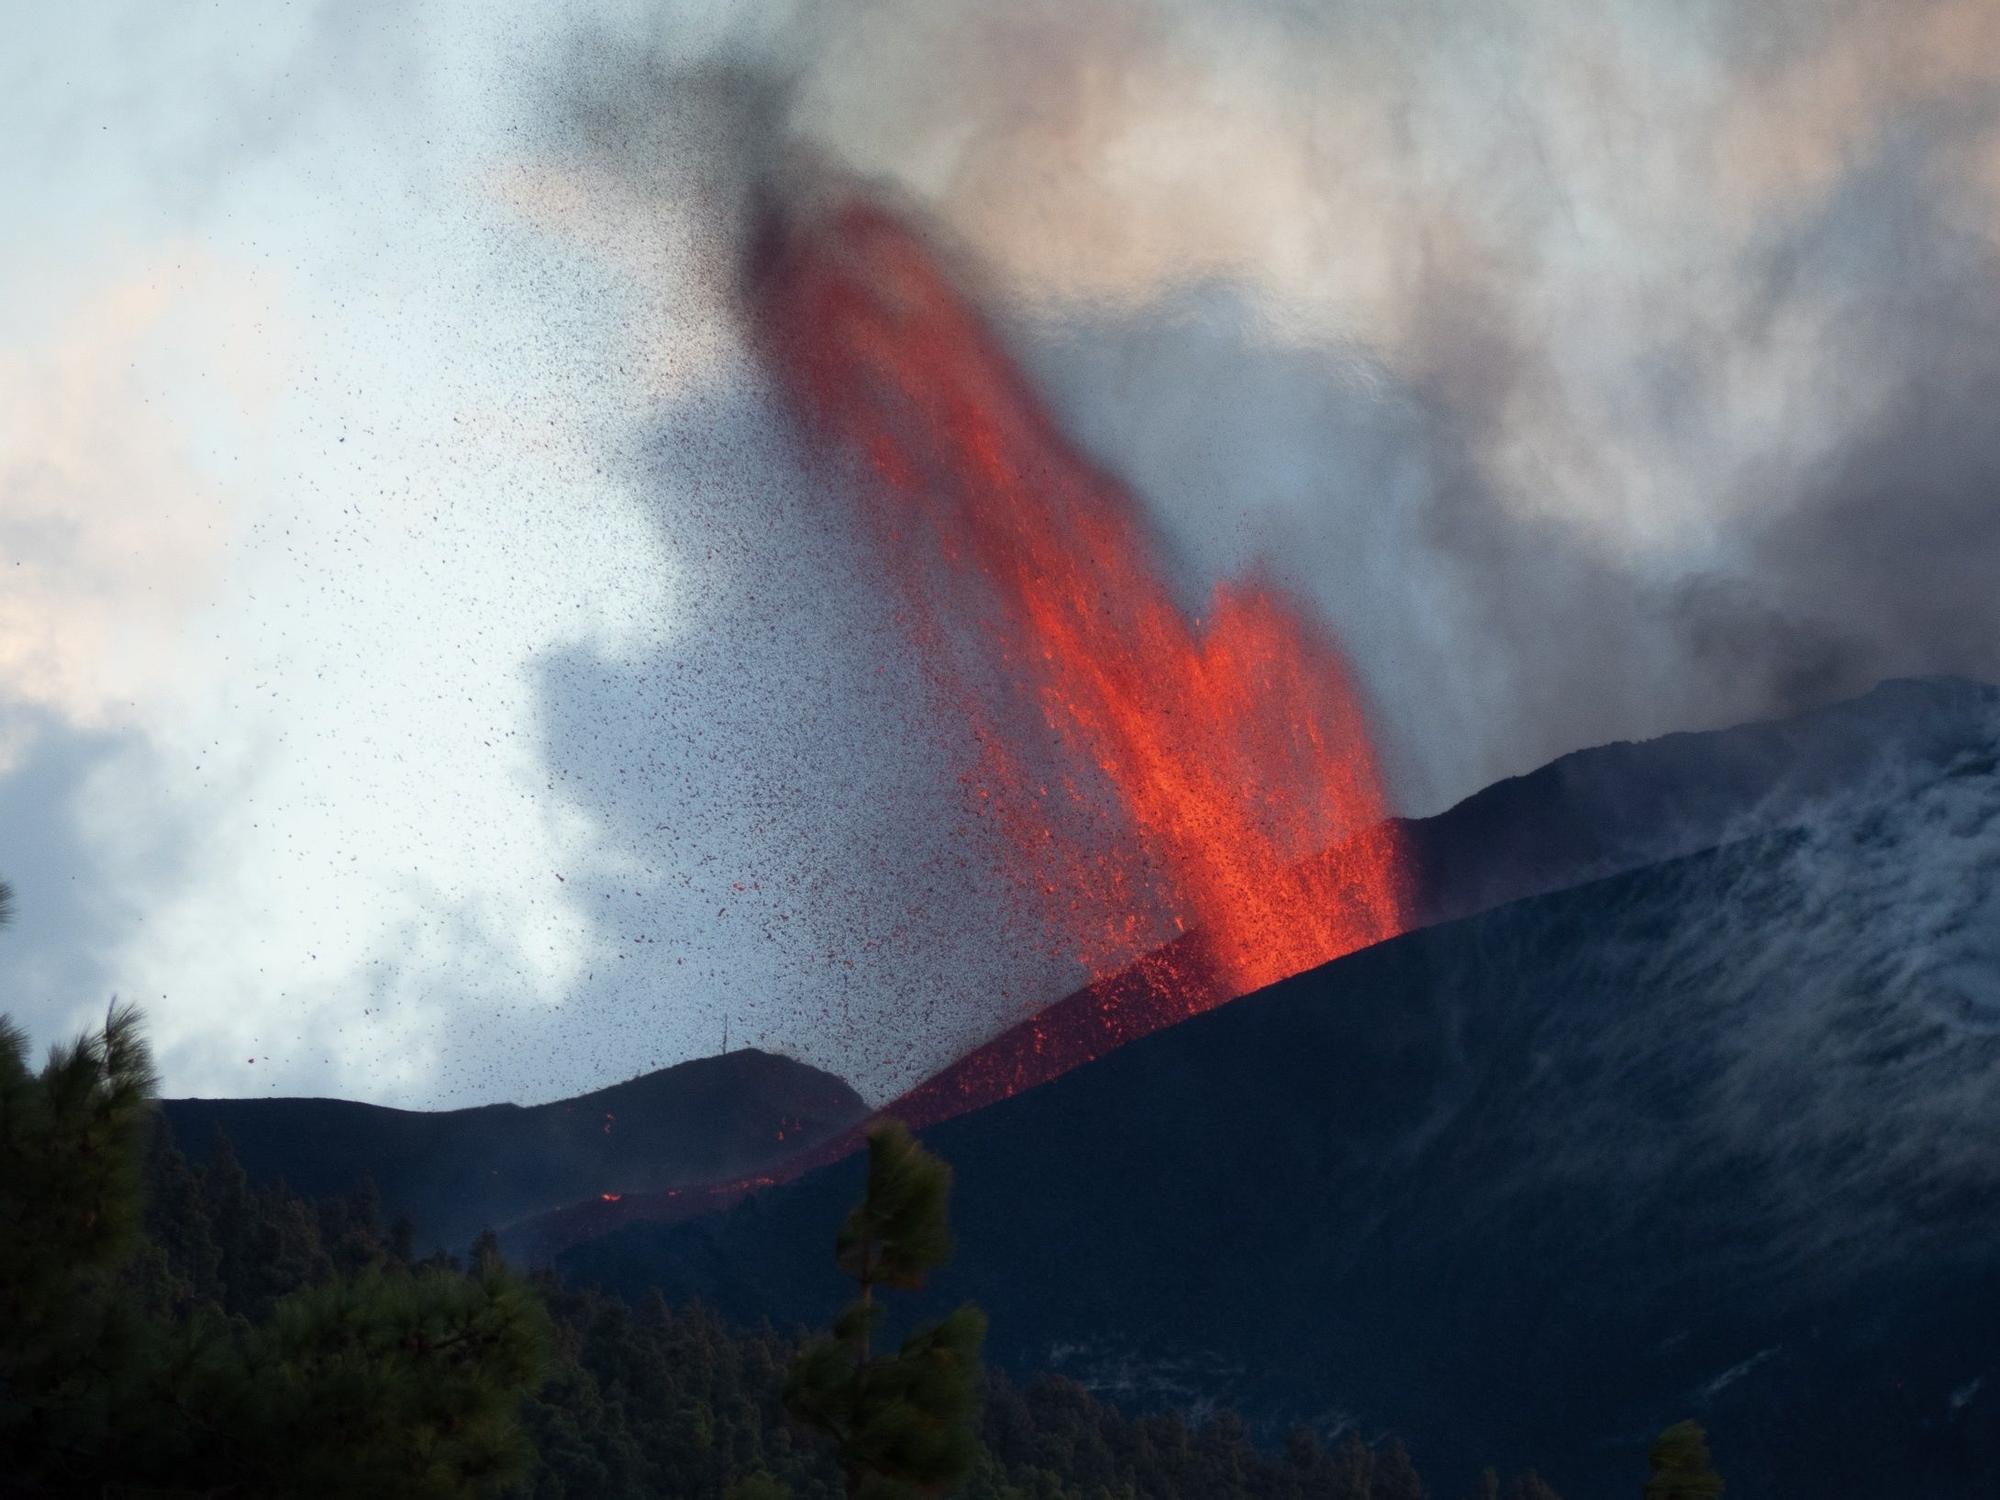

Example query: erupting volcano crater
[748,186,1410,1115]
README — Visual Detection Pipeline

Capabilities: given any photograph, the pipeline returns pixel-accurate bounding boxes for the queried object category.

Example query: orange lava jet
[751,187,1408,1115]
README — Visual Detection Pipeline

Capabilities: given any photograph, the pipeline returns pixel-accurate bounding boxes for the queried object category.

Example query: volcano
[162,678,2000,1495]
[555,675,2000,1500]
[505,674,1999,1260]
[750,186,1408,1076]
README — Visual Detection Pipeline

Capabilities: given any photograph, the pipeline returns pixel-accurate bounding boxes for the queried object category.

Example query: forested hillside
[0,997,1567,1499]
[135,1114,1553,1498]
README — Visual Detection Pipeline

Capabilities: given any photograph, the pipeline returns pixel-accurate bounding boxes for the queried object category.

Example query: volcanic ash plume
[746,184,1408,1097]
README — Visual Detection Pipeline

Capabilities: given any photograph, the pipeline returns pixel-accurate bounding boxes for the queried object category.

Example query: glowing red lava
[750,187,1408,1122]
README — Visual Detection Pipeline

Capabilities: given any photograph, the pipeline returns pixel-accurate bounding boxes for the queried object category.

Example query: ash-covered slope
[1399,672,2000,928]
[558,692,2000,1499]
[161,1048,867,1254]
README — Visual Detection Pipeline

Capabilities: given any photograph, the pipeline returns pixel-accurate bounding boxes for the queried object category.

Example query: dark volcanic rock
[1398,673,2000,928]
[161,1047,868,1253]
[558,691,2000,1499]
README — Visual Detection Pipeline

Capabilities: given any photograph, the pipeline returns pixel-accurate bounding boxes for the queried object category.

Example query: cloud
[0,255,271,761]
[0,33,681,1103]
[0,715,170,1045]
[12,0,2000,1107]
[1712,0,2000,215]
[730,0,2000,808]
[4,0,428,236]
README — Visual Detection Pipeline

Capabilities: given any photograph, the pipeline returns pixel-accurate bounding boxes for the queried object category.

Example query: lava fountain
[750,186,1408,1119]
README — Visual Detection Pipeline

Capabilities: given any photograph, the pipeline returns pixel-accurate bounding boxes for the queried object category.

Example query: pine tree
[224,1261,551,1495]
[133,1116,224,1316]
[1644,1420,1724,1500]
[1331,1432,1375,1499]
[0,997,161,1489]
[0,1000,158,1366]
[785,1118,988,1498]
[0,1001,550,1497]
[726,1475,796,1500]
[321,1170,390,1275]
[1373,1436,1424,1499]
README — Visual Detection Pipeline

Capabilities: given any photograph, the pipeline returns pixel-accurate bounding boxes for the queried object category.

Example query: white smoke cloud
[2,0,698,1103]
[0,255,261,763]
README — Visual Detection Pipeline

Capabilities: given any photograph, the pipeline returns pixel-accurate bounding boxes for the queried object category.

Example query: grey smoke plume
[533,0,2000,818]
[502,1,2000,1097]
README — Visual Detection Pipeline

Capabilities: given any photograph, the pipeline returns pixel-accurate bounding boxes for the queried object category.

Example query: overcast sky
[5,0,1999,1108]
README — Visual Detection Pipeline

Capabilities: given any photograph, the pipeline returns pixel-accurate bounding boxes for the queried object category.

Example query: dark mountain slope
[509,675,2000,1257]
[162,1047,867,1253]
[558,705,2000,1499]
[1398,672,1999,928]
[871,675,1999,1130]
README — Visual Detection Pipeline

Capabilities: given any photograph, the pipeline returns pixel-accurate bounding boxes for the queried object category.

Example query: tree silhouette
[0,999,158,1375]
[1645,1419,1724,1500]
[0,1001,548,1497]
[785,1118,987,1498]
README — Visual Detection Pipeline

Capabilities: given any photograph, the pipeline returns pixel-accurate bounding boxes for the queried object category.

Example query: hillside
[1396,672,2000,927]
[506,676,2000,1256]
[161,1047,868,1253]
[555,691,2000,1499]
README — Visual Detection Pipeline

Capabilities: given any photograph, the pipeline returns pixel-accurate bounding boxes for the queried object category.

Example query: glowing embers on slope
[751,188,1408,1111]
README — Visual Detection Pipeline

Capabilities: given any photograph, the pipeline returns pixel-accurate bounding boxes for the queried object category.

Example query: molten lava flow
[751,189,1408,1116]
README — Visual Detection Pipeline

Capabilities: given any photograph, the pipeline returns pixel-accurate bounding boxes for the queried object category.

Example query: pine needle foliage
[0,1004,549,1498]
[787,1118,988,1498]
[1644,1419,1724,1500]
